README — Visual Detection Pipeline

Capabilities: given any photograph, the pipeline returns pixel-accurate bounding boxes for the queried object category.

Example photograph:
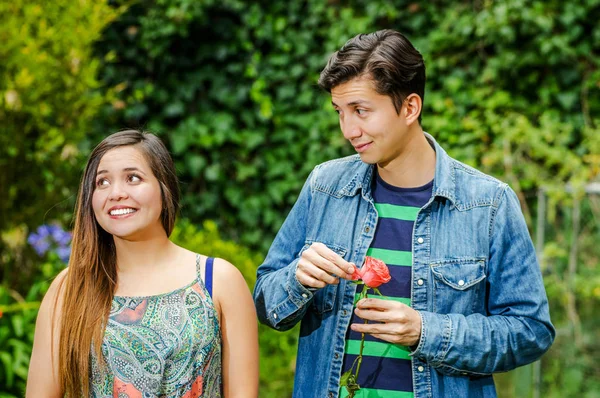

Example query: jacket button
[329,393,334,398]
[418,366,424,372]
[417,279,424,286]
[273,313,278,319]
[417,237,424,244]
[458,280,465,286]
[364,226,370,233]
[334,353,340,359]
[302,293,308,298]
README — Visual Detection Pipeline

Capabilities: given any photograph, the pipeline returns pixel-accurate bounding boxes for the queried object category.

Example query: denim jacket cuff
[265,262,314,326]
[411,311,452,366]
[289,261,317,301]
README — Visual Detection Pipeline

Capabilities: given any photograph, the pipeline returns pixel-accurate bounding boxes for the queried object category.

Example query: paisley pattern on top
[90,255,221,397]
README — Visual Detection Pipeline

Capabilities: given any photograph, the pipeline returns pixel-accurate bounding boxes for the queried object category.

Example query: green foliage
[88,2,600,396]
[0,254,65,397]
[92,0,599,251]
[1,0,599,396]
[537,196,600,397]
[170,219,297,398]
[0,0,119,282]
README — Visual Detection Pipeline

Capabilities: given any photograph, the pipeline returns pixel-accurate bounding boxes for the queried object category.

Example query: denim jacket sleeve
[412,185,555,376]
[253,171,317,331]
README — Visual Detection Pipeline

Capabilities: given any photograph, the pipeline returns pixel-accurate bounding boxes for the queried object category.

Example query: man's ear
[403,93,422,125]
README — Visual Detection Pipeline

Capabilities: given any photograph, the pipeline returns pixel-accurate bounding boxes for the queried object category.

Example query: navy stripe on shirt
[340,172,433,396]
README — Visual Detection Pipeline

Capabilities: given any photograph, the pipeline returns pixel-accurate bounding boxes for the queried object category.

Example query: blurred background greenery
[1,0,599,396]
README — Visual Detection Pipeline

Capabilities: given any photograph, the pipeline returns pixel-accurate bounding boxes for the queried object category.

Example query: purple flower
[56,246,71,263]
[28,223,72,262]
[52,228,72,247]
[27,232,40,246]
[37,225,52,238]
[32,239,51,256]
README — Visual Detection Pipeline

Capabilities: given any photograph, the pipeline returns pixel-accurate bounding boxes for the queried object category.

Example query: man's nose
[341,117,362,140]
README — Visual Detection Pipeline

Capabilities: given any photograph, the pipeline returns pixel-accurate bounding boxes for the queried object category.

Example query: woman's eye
[96,178,109,187]
[128,174,142,183]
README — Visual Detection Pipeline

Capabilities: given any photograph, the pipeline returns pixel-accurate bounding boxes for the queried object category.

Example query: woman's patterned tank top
[90,255,222,397]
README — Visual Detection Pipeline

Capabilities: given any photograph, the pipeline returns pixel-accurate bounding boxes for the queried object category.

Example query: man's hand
[351,298,422,347]
[296,242,356,289]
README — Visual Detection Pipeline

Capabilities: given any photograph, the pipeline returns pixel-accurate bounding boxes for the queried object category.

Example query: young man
[253,30,554,398]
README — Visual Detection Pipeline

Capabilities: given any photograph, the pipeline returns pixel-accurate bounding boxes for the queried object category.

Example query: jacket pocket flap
[431,259,486,290]
[299,241,347,258]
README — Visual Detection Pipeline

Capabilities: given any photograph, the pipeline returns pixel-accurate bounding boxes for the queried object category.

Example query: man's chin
[357,153,378,164]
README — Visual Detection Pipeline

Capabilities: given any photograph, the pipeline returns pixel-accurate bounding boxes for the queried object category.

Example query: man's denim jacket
[253,134,555,398]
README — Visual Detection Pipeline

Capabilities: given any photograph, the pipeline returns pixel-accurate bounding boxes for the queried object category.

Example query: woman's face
[91,145,165,241]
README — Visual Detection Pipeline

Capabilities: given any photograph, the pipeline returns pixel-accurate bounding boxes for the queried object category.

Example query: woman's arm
[213,258,259,398]
[26,269,68,398]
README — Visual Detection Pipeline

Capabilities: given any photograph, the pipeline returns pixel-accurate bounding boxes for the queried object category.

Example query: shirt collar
[339,132,457,205]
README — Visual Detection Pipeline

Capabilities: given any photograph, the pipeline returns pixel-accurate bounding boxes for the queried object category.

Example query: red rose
[352,256,391,288]
[350,265,362,281]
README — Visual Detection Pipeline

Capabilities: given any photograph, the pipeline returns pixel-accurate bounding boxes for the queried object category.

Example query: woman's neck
[113,235,178,274]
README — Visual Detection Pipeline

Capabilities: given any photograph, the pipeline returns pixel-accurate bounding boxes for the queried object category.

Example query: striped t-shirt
[340,172,433,398]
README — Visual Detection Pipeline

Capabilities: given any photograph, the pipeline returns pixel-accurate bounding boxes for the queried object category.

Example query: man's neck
[376,129,436,188]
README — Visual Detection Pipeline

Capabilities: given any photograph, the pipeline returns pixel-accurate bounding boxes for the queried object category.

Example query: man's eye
[356,109,366,115]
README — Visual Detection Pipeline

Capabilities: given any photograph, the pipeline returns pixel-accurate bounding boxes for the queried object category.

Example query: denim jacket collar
[338,132,456,205]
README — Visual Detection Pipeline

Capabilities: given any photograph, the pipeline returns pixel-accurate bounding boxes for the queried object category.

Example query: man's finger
[354,307,394,323]
[350,321,391,335]
[296,268,327,288]
[304,245,354,279]
[297,258,339,285]
[369,333,409,345]
[310,243,355,276]
[356,298,401,310]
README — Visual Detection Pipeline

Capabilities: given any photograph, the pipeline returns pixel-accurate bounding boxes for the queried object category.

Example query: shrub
[0,254,66,396]
[0,0,120,291]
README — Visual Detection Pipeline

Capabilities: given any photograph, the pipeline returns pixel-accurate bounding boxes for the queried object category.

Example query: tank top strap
[196,255,215,298]
[195,253,202,276]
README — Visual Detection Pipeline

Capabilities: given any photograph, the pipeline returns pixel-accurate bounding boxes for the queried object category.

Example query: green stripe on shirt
[339,387,415,398]
[374,203,419,221]
[354,294,411,307]
[344,340,411,361]
[366,248,412,266]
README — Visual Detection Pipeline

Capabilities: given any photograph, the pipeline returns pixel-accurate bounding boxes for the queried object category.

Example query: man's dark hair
[318,29,426,123]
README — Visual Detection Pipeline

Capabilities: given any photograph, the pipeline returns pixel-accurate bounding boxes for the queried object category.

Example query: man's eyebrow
[331,100,371,107]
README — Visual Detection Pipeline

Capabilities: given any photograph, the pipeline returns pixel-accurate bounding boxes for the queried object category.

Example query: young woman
[26,130,258,397]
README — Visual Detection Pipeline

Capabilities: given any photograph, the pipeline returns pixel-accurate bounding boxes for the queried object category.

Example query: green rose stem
[342,283,376,398]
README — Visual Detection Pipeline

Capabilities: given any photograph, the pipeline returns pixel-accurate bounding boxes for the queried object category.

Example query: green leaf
[340,369,352,386]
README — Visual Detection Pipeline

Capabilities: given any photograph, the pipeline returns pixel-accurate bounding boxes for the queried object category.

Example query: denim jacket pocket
[431,258,487,314]
[300,242,347,315]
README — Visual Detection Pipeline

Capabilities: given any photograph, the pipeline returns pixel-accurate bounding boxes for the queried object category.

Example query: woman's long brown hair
[55,130,180,396]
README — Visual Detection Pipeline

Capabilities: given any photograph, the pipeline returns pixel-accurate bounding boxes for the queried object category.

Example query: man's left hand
[351,298,422,347]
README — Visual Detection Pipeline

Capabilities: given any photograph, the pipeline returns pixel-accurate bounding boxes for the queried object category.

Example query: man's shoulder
[446,156,509,208]
[307,154,369,195]
[452,158,504,185]
[312,154,367,179]
[315,154,364,169]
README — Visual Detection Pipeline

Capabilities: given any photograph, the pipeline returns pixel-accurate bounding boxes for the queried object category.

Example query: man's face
[331,76,411,167]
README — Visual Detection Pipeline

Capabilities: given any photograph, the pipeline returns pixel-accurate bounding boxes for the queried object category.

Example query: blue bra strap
[205,257,214,298]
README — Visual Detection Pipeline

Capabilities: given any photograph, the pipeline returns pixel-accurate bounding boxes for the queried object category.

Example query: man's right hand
[296,242,356,289]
